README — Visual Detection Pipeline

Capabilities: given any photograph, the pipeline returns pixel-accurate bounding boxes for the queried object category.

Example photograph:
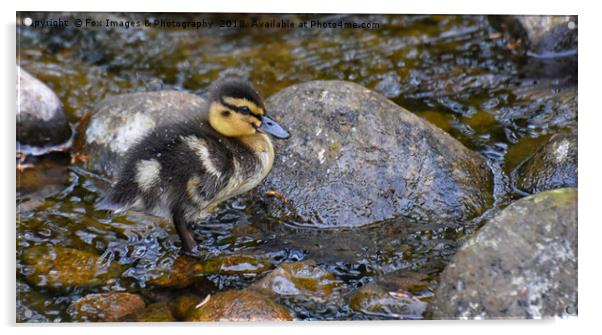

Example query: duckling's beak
[258,115,289,139]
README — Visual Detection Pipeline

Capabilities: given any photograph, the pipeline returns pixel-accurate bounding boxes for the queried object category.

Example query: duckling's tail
[95,193,135,214]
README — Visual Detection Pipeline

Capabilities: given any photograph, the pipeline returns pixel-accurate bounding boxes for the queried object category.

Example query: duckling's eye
[221,110,230,117]
[239,106,251,115]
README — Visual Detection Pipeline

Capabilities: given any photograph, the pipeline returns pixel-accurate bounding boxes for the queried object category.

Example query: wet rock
[148,255,203,288]
[430,188,577,319]
[515,133,577,194]
[67,292,146,322]
[250,260,343,301]
[172,294,202,320]
[127,302,176,322]
[84,90,206,177]
[365,270,431,295]
[17,66,71,148]
[260,80,493,227]
[186,289,293,321]
[488,16,577,55]
[21,245,123,288]
[198,254,274,276]
[149,254,272,288]
[349,270,429,319]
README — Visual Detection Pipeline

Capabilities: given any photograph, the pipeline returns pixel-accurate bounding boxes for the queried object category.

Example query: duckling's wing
[95,121,237,218]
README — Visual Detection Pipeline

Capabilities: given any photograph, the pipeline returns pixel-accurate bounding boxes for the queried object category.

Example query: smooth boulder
[84,90,206,177]
[429,188,577,319]
[260,80,493,227]
[514,133,577,194]
[17,65,71,148]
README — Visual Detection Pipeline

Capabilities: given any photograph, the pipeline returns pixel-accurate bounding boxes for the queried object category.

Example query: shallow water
[16,13,576,321]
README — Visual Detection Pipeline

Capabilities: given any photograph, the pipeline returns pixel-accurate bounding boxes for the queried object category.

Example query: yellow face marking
[222,97,265,116]
[209,102,261,137]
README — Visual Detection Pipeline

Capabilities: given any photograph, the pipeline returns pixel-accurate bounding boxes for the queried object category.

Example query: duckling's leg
[172,208,198,253]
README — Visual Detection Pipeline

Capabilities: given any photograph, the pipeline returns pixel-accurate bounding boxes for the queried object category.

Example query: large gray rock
[515,133,577,194]
[430,188,577,319]
[84,90,206,177]
[260,80,493,227]
[17,65,71,148]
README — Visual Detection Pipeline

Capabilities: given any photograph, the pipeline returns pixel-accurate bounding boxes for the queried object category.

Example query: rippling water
[16,13,576,321]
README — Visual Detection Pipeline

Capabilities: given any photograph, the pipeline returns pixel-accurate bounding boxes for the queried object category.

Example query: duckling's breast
[201,133,274,211]
[238,133,275,192]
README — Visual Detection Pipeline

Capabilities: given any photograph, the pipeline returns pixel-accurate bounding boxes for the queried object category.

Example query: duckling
[96,78,289,253]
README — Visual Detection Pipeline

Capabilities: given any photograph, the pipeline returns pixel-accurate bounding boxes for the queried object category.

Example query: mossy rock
[186,290,293,321]
[197,254,273,275]
[67,292,145,322]
[171,294,203,320]
[429,188,578,319]
[21,245,123,288]
[148,254,273,289]
[127,302,176,322]
[148,255,203,288]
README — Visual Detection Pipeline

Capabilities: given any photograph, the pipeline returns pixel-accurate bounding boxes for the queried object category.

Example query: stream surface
[16,13,576,321]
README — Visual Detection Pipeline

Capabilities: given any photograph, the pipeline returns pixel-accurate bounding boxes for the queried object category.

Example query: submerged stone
[429,188,578,319]
[149,254,273,289]
[250,260,343,301]
[197,254,273,276]
[349,270,429,319]
[148,255,203,288]
[67,292,145,322]
[21,245,123,288]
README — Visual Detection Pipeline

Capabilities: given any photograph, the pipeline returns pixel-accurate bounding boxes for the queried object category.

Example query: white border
[4,1,599,335]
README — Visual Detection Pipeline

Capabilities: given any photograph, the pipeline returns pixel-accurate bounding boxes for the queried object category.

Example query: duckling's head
[207,79,289,139]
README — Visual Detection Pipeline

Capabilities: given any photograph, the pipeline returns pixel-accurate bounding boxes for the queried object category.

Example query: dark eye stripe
[221,98,261,116]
